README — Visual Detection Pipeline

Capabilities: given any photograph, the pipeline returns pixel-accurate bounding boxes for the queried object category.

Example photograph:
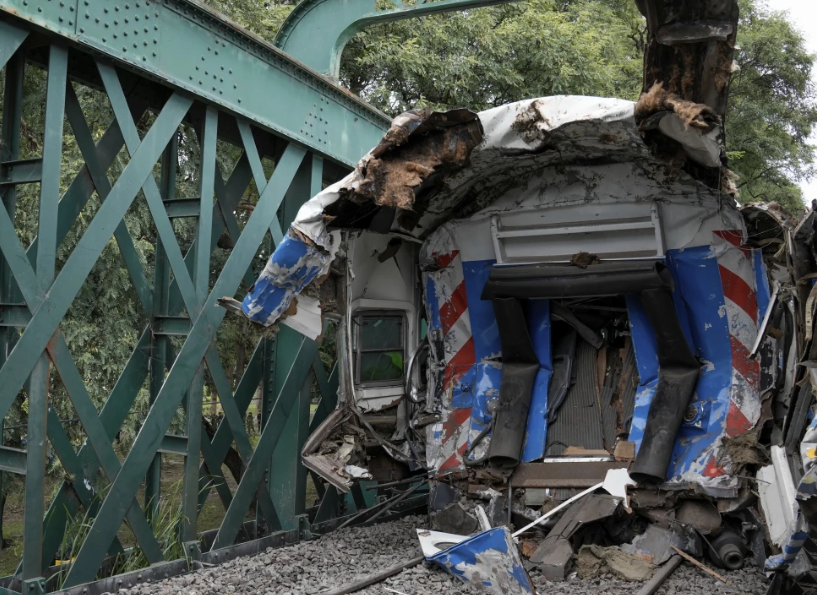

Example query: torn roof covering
[241,95,729,328]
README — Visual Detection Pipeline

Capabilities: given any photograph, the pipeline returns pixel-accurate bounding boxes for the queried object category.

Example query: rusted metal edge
[511,461,629,488]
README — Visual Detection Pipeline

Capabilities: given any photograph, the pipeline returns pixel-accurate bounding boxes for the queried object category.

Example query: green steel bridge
[0,1,514,592]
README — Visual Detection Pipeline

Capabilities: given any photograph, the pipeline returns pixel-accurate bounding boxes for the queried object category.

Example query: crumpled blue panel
[462,259,501,360]
[522,299,552,463]
[241,229,331,326]
[429,526,534,594]
[628,246,733,483]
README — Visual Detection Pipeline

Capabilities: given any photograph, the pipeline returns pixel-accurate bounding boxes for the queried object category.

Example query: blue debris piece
[428,526,534,594]
[241,228,332,326]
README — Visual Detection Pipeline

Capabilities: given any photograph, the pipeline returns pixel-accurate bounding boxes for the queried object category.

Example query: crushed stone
[109,515,770,595]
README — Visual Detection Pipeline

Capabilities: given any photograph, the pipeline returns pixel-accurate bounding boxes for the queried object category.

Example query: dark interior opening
[544,295,638,457]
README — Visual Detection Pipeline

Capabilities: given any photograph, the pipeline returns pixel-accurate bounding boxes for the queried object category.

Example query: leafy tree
[205,0,816,212]
[0,0,813,544]
[726,0,817,212]
[339,0,644,113]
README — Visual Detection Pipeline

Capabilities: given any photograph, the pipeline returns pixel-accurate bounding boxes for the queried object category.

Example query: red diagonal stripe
[448,336,475,369]
[442,337,476,389]
[438,442,469,472]
[442,408,473,442]
[440,281,468,336]
[433,251,459,269]
[729,335,760,390]
[725,400,753,436]
[714,230,750,258]
[719,264,758,323]
[714,230,743,247]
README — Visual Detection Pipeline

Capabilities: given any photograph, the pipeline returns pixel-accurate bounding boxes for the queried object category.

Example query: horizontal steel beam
[0,304,29,327]
[0,158,42,186]
[158,434,188,456]
[0,0,390,167]
[153,315,191,336]
[0,445,27,474]
[163,197,201,218]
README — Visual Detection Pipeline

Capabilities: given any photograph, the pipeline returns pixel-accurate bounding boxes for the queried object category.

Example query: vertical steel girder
[0,19,346,592]
[0,0,444,589]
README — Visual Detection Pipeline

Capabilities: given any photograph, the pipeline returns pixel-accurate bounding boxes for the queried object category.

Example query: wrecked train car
[225,9,817,592]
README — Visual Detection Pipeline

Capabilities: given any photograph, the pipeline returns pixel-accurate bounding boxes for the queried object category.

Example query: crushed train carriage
[228,52,817,595]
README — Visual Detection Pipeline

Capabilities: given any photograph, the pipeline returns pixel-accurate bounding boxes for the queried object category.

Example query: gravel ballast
[111,516,769,595]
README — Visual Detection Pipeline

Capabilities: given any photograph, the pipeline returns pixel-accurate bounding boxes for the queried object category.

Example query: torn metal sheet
[279,294,323,340]
[416,529,469,558]
[622,525,695,566]
[235,107,481,332]
[528,494,621,580]
[762,417,817,574]
[628,230,763,490]
[431,503,479,535]
[424,526,534,594]
[241,229,340,327]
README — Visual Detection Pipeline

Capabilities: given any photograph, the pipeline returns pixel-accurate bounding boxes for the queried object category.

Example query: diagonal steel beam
[1,170,165,565]
[45,335,165,564]
[97,62,202,319]
[35,330,151,575]
[211,328,318,550]
[309,359,339,434]
[204,346,280,530]
[196,342,264,512]
[165,156,255,317]
[198,427,234,512]
[62,141,307,588]
[0,88,192,421]
[0,20,28,72]
[237,121,285,245]
[64,83,154,315]
[25,98,140,268]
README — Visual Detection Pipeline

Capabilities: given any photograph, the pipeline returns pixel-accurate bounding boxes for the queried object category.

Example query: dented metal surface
[422,526,534,594]
[230,1,817,589]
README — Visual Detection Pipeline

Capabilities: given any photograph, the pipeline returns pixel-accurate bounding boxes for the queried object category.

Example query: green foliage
[55,481,187,588]
[0,0,813,539]
[340,0,644,113]
[113,480,188,575]
[727,0,817,212]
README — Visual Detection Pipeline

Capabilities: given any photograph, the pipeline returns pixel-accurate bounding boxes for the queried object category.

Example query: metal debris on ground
[576,545,655,582]
[107,516,770,595]
[211,1,817,594]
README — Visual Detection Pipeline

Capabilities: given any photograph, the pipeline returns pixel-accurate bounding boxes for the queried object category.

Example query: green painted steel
[60,139,307,587]
[0,0,389,167]
[0,0,465,589]
[275,0,524,77]
[269,158,314,533]
[212,327,318,551]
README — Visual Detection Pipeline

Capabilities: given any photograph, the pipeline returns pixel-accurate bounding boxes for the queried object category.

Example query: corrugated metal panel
[511,461,628,488]
[601,385,618,450]
[545,340,604,455]
[621,343,638,436]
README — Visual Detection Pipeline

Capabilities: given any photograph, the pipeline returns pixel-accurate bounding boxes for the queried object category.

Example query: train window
[353,312,405,386]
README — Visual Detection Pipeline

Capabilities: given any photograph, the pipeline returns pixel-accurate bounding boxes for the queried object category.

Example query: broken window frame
[352,310,407,388]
